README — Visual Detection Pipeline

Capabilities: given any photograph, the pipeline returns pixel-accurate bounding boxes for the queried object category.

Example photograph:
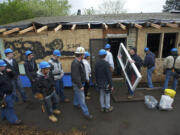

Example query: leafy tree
[98,0,126,14]
[0,0,71,25]
[163,0,180,12]
[83,7,96,15]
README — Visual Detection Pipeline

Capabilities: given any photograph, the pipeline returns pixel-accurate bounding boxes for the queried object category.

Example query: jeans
[55,79,65,101]
[163,69,178,90]
[44,91,59,116]
[147,66,155,88]
[72,83,90,116]
[11,76,27,102]
[99,89,110,109]
[1,95,19,124]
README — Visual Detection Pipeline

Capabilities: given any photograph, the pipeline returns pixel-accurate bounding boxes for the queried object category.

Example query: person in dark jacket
[24,50,38,96]
[0,59,22,124]
[36,61,60,123]
[127,47,143,98]
[71,47,93,120]
[144,48,155,88]
[95,49,114,112]
[3,48,27,102]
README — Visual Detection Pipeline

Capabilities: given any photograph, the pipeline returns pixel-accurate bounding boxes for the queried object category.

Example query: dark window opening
[108,38,126,77]
[162,33,177,58]
[147,33,161,57]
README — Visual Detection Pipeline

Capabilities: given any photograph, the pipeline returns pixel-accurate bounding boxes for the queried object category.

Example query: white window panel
[117,43,142,91]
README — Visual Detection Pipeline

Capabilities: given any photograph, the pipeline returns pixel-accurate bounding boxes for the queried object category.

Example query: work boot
[14,120,22,125]
[84,114,93,120]
[100,108,105,112]
[105,106,114,112]
[85,96,91,100]
[128,95,134,99]
[48,115,58,122]
[53,109,61,115]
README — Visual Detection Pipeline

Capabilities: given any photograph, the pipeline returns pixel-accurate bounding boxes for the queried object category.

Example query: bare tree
[98,0,126,14]
[83,7,96,15]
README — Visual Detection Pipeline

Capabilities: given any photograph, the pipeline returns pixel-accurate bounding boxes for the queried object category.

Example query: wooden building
[0,12,180,82]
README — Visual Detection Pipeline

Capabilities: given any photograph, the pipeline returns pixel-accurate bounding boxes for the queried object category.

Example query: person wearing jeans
[163,48,180,91]
[3,48,27,102]
[0,59,21,125]
[143,48,155,88]
[36,61,61,123]
[49,50,69,103]
[71,47,93,120]
[95,49,114,112]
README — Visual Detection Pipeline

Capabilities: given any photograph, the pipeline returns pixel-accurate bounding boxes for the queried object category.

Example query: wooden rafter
[134,23,143,29]
[151,23,161,29]
[37,25,48,33]
[119,23,126,30]
[3,28,20,36]
[88,23,91,30]
[71,24,76,31]
[54,24,62,32]
[166,23,179,28]
[102,23,108,30]
[19,26,34,35]
[0,28,6,33]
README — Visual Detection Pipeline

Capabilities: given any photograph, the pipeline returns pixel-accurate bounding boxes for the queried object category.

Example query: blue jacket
[144,51,155,69]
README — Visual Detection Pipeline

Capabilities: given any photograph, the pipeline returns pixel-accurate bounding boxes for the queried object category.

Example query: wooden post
[3,28,20,36]
[159,33,164,58]
[102,23,108,30]
[36,25,48,33]
[134,23,143,29]
[71,24,76,31]
[151,23,161,29]
[54,24,62,32]
[19,26,34,35]
[0,28,6,33]
[119,23,126,30]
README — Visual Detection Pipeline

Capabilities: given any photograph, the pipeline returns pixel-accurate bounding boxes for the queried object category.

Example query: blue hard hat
[25,50,32,56]
[4,48,13,54]
[0,59,7,67]
[171,48,178,52]
[144,47,149,52]
[105,44,111,49]
[99,49,107,56]
[84,51,90,57]
[53,49,61,56]
[39,61,50,69]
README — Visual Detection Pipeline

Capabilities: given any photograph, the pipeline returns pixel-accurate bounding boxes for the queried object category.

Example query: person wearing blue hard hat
[143,47,156,88]
[82,51,91,100]
[71,47,93,120]
[49,49,69,103]
[3,48,27,102]
[95,49,114,112]
[24,50,38,96]
[163,48,180,91]
[36,61,60,122]
[0,59,22,125]
[104,44,114,72]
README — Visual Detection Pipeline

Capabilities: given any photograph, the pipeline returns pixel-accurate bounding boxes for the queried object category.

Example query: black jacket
[35,70,55,97]
[0,71,14,101]
[144,51,155,69]
[71,59,86,88]
[95,59,113,88]
[131,54,143,72]
[24,58,38,81]
[3,59,19,79]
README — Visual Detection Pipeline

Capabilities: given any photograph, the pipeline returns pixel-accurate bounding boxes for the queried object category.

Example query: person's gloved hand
[35,93,44,100]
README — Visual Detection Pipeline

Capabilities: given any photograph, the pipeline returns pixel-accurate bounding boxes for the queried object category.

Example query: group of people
[0,43,180,124]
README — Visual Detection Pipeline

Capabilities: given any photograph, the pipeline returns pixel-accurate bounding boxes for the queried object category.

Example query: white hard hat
[75,47,85,54]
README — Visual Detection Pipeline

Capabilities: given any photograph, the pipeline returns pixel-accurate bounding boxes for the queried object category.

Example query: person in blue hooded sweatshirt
[0,59,22,125]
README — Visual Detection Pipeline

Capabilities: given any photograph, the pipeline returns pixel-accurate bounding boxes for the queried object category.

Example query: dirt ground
[1,86,180,135]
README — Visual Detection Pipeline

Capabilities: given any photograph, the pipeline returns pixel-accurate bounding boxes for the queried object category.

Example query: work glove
[34,93,44,100]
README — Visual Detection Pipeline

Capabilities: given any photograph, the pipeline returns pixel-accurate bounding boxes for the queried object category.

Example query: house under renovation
[0,12,180,83]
